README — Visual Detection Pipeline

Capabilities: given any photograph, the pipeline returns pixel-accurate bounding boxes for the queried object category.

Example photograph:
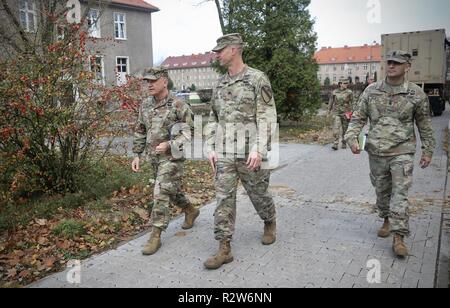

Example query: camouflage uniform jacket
[329,88,355,114]
[345,79,436,157]
[205,66,277,157]
[133,95,194,160]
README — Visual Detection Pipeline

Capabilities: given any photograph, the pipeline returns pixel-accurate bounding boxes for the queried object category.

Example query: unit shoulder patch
[261,85,273,104]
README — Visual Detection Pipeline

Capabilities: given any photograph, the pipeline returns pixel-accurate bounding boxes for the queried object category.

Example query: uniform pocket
[403,161,414,188]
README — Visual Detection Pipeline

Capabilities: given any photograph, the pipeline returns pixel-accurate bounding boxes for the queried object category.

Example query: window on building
[19,0,37,33]
[116,57,129,86]
[88,9,101,38]
[348,69,352,75]
[114,13,126,39]
[412,49,419,57]
[56,24,65,41]
[363,64,368,71]
[341,65,345,71]
[333,66,337,71]
[117,57,128,73]
[355,65,359,71]
[333,76,337,82]
[90,56,105,85]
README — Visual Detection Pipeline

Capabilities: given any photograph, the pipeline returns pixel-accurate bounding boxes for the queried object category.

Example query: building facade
[162,52,220,91]
[0,0,159,86]
[315,44,381,85]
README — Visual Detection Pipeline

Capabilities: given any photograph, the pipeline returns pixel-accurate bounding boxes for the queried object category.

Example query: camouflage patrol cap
[142,66,169,80]
[386,50,412,64]
[212,33,244,52]
[339,77,350,84]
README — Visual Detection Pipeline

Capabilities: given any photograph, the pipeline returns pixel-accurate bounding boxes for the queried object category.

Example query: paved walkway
[31,110,450,288]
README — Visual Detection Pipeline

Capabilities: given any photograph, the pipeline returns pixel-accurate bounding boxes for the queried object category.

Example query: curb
[436,119,450,288]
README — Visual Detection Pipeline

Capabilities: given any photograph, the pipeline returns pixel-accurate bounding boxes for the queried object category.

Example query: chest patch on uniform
[262,85,273,104]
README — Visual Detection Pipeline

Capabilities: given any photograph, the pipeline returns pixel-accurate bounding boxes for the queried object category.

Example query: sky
[146,0,450,64]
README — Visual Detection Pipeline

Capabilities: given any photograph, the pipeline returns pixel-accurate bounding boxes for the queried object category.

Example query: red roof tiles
[112,0,159,12]
[162,52,217,69]
[315,45,381,65]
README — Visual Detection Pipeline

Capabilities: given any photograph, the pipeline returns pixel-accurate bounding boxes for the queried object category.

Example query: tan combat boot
[204,241,234,270]
[377,218,390,238]
[262,221,276,245]
[393,234,408,258]
[142,227,162,256]
[182,205,200,230]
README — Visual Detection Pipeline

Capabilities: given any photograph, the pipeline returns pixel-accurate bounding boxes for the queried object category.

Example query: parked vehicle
[175,92,202,105]
[381,29,450,116]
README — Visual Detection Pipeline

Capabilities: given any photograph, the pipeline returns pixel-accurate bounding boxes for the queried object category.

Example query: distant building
[314,44,382,85]
[0,0,159,86]
[84,0,159,85]
[162,52,219,90]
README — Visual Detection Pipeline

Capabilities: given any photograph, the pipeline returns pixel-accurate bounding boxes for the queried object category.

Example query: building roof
[111,0,159,12]
[162,52,217,70]
[315,44,381,65]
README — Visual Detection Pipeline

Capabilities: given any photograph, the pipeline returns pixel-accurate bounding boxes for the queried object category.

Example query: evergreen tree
[217,0,321,119]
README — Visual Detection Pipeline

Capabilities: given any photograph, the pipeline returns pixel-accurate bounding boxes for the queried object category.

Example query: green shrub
[52,219,86,239]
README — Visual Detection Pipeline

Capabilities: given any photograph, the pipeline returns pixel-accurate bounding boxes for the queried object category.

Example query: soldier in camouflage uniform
[329,77,355,150]
[345,51,436,258]
[204,33,278,270]
[131,67,198,256]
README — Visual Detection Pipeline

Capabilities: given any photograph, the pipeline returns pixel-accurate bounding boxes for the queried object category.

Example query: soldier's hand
[420,155,432,169]
[156,142,170,154]
[132,157,140,173]
[208,151,218,174]
[351,143,361,155]
[247,152,262,171]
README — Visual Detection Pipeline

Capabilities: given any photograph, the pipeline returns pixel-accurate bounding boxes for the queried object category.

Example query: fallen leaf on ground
[133,208,149,220]
[19,270,31,278]
[35,219,48,226]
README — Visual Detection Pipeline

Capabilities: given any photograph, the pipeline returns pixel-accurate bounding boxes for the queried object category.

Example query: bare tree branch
[0,0,31,49]
[195,0,225,33]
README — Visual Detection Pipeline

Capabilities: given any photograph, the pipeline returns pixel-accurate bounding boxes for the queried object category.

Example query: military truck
[381,29,450,116]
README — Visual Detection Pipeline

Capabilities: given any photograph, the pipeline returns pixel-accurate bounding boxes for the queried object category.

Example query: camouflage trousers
[369,154,414,237]
[213,158,276,241]
[149,157,190,231]
[332,114,350,146]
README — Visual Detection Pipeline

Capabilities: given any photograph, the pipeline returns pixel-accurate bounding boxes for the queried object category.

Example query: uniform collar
[221,65,248,85]
[377,77,409,95]
[151,94,172,108]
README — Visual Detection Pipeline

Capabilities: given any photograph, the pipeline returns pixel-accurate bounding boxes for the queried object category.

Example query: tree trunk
[214,0,225,33]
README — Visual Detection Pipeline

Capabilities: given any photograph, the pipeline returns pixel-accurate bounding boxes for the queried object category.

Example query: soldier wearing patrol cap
[345,50,436,258]
[204,33,278,270]
[131,67,199,256]
[329,76,355,151]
